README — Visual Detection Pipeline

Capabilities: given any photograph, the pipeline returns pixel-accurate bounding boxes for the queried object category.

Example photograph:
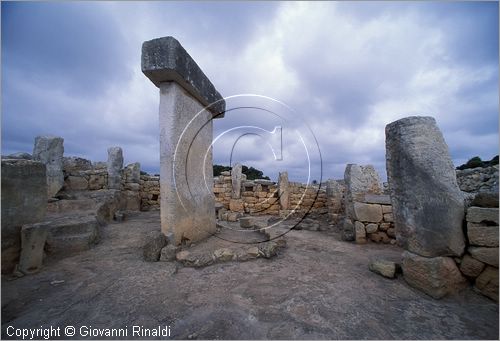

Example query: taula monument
[142,36,225,246]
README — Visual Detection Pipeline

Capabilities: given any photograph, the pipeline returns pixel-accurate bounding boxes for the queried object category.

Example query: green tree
[213,164,270,180]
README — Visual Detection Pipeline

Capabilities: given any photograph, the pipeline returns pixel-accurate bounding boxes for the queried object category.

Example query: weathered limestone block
[89,173,106,190]
[402,251,468,299]
[365,223,378,233]
[385,116,465,257]
[107,147,123,190]
[1,160,47,274]
[341,219,355,241]
[383,213,394,222]
[278,171,290,210]
[65,176,88,191]
[370,231,390,244]
[18,223,49,274]
[355,221,366,244]
[33,135,64,197]
[468,247,499,267]
[344,164,382,218]
[124,190,141,211]
[231,163,242,199]
[229,199,244,213]
[467,223,499,247]
[353,202,383,222]
[142,36,225,245]
[143,232,167,262]
[459,254,486,278]
[382,205,392,214]
[63,156,92,172]
[369,260,397,279]
[364,194,391,205]
[475,266,499,302]
[467,207,499,225]
[124,162,141,183]
[239,217,254,228]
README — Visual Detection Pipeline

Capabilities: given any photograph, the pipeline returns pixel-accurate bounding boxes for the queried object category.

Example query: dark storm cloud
[1,1,498,182]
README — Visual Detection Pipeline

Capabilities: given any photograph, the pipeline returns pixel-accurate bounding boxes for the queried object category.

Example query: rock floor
[2,211,498,339]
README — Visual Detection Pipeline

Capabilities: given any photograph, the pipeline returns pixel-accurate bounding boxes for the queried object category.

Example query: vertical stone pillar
[231,163,242,199]
[142,36,225,245]
[386,116,466,298]
[278,171,289,210]
[107,147,123,190]
[1,159,47,274]
[32,135,64,198]
[343,164,382,218]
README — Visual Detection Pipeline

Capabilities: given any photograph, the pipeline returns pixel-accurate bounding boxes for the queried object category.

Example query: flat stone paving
[2,211,498,339]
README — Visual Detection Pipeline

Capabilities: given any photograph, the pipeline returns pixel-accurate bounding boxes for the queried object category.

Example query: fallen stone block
[143,232,167,262]
[160,244,179,262]
[369,260,397,279]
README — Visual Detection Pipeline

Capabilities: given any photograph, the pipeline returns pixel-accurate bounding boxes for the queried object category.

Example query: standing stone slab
[107,147,123,190]
[231,163,242,199]
[18,223,49,274]
[385,116,465,257]
[33,135,64,198]
[278,171,290,210]
[1,160,47,273]
[344,164,382,219]
[142,36,225,245]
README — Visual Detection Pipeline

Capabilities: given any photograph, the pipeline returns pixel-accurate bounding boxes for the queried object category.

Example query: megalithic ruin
[141,36,225,245]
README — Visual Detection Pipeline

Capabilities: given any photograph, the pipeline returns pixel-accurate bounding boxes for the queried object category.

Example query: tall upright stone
[385,116,465,257]
[344,164,382,219]
[1,159,47,273]
[142,36,225,245]
[107,147,124,190]
[32,135,64,198]
[278,171,290,210]
[231,163,242,199]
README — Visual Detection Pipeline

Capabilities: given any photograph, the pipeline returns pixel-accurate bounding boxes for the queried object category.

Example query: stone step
[46,214,98,237]
[47,199,96,214]
[44,215,100,256]
[46,232,99,255]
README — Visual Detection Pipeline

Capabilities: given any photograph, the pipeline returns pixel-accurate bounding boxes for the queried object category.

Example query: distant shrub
[457,155,499,170]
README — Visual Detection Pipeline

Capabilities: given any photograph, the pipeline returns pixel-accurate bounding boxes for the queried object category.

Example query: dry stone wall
[457,165,499,193]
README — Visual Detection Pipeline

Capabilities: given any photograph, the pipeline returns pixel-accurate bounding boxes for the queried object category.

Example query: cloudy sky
[2,1,498,183]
